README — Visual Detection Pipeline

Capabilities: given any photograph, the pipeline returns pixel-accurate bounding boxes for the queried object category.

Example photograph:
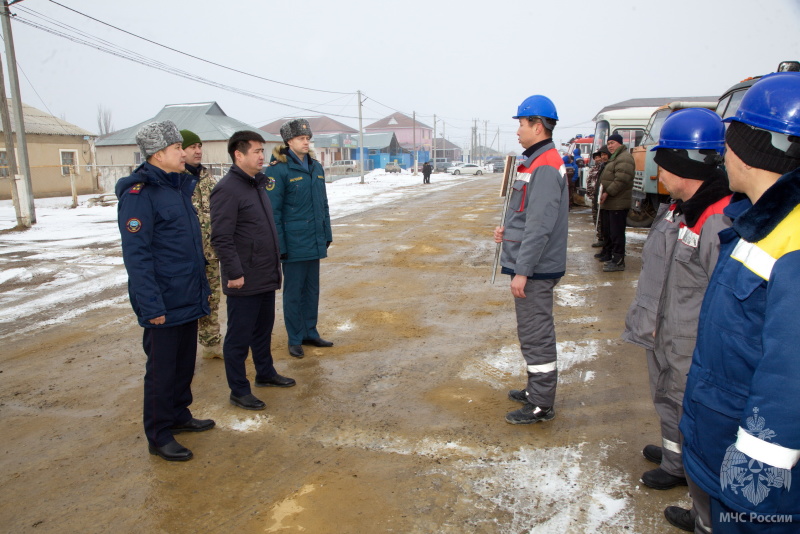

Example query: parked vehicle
[431,157,450,172]
[328,160,359,173]
[490,160,505,173]
[446,163,483,175]
[563,135,595,163]
[629,101,717,227]
[385,161,401,173]
[716,60,799,120]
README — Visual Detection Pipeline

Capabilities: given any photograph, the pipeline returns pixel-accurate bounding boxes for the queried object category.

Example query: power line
[8,12,370,119]
[45,0,354,96]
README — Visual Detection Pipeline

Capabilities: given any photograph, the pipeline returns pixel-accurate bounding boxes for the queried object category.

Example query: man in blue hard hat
[621,108,732,532]
[493,95,569,425]
[680,72,800,533]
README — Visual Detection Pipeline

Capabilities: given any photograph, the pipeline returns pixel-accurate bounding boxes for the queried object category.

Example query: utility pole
[0,47,20,223]
[483,120,488,165]
[432,114,436,166]
[1,0,35,226]
[412,111,417,175]
[357,90,365,184]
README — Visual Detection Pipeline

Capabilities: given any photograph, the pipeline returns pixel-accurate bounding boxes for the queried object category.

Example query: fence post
[70,165,78,208]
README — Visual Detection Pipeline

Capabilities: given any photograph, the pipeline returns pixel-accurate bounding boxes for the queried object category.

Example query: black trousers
[142,320,198,447]
[223,291,277,397]
[601,209,628,257]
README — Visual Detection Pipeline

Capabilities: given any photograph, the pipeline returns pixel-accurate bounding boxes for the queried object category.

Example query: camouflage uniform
[190,164,222,352]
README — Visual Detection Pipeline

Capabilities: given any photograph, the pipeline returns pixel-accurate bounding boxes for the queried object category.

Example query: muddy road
[1,175,689,533]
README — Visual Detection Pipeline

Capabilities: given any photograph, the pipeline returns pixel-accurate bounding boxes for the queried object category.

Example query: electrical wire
[45,0,354,96]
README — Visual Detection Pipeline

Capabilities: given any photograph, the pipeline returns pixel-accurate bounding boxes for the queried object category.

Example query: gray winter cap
[280,118,313,143]
[136,120,183,158]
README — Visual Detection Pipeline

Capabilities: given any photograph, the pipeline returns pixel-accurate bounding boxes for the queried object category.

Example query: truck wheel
[626,206,655,228]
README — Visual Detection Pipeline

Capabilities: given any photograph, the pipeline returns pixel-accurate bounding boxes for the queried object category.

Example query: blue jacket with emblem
[680,167,800,519]
[265,147,332,263]
[115,162,210,328]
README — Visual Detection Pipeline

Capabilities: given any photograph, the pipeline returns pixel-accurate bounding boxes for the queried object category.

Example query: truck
[627,60,799,227]
[575,106,659,204]
[629,101,718,227]
[717,60,799,119]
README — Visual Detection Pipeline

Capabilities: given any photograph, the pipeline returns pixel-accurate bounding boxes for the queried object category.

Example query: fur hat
[136,121,183,158]
[280,119,313,143]
[180,129,202,149]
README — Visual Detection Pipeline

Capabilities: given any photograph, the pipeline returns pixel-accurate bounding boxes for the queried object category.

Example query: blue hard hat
[512,95,559,120]
[722,72,800,136]
[650,108,725,152]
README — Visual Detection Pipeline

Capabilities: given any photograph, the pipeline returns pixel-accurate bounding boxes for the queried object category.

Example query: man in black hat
[266,119,334,359]
[597,134,634,271]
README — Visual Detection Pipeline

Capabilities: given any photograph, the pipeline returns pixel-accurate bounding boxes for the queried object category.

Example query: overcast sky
[5,0,800,154]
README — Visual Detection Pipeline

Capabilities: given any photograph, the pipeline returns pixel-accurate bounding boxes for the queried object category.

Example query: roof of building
[365,112,431,131]
[432,137,460,150]
[361,132,395,149]
[96,102,280,146]
[260,116,358,135]
[593,96,719,120]
[1,101,96,137]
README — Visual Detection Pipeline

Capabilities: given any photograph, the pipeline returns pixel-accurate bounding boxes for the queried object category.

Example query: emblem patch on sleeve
[266,177,275,191]
[126,218,142,233]
[128,183,144,194]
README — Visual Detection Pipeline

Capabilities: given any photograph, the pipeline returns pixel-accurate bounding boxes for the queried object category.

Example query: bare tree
[97,105,114,135]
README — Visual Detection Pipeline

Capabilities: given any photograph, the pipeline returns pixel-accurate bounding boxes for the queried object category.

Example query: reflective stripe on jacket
[681,167,800,518]
[500,142,569,279]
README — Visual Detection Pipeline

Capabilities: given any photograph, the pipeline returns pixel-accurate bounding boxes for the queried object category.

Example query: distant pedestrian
[422,161,432,184]
[116,120,214,462]
[181,129,222,359]
[210,130,296,412]
[597,134,634,271]
[266,119,334,359]
[494,94,569,425]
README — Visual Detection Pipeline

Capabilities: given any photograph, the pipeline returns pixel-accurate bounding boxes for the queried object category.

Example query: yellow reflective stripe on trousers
[736,427,800,470]
[730,239,776,281]
[662,437,682,454]
[527,362,557,374]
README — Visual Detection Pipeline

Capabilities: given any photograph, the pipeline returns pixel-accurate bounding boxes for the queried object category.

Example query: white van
[328,160,359,174]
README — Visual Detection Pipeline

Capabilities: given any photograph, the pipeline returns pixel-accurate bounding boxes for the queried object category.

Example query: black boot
[603,254,625,272]
[594,251,611,261]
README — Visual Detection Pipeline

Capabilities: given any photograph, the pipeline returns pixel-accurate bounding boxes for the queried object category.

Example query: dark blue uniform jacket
[115,162,210,328]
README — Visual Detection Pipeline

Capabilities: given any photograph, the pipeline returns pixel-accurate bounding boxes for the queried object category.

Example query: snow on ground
[0,171,482,336]
[1,170,639,532]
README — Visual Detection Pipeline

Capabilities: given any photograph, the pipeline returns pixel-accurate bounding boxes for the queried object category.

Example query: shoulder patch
[266,177,275,191]
[126,218,142,233]
[269,160,278,166]
[128,182,144,194]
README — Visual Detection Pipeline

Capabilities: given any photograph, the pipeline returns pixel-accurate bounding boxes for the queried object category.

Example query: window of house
[134,151,143,166]
[60,150,78,176]
[0,150,8,178]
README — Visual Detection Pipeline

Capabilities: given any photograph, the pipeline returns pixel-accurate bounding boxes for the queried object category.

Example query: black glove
[280,253,288,260]
[326,241,331,249]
